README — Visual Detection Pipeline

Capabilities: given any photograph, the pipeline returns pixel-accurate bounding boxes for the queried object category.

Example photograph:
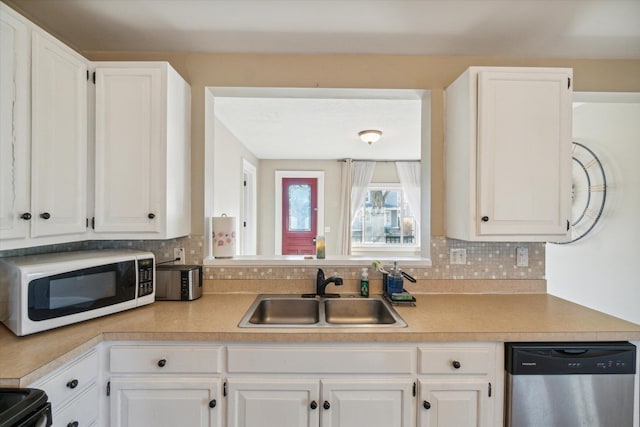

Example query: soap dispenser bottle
[360,267,369,297]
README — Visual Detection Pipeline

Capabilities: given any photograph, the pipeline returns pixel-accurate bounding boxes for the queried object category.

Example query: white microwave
[0,249,155,336]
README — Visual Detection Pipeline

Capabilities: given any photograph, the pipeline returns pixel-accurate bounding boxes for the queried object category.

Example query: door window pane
[288,184,311,231]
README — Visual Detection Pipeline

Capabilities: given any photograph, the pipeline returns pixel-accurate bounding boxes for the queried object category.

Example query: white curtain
[336,160,376,255]
[395,162,421,232]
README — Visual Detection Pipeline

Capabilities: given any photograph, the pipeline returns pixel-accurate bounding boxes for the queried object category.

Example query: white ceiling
[6,0,640,58]
[212,88,425,160]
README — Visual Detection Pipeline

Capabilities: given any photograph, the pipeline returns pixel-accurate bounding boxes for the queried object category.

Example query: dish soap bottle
[360,267,369,297]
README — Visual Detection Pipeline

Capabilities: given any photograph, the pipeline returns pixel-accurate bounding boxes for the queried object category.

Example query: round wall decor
[559,141,607,244]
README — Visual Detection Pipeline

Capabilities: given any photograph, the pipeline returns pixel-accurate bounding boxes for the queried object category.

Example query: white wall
[213,118,259,253]
[546,96,640,325]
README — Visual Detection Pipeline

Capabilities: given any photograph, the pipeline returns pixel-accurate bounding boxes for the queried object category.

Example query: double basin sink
[238,294,407,328]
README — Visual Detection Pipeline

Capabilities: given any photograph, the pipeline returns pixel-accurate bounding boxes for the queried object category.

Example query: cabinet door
[476,70,571,237]
[94,66,163,233]
[0,6,30,242]
[226,378,319,427]
[110,377,220,427]
[31,30,87,238]
[418,379,491,427]
[321,379,415,427]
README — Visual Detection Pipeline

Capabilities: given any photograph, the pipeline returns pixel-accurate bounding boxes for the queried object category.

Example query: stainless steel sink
[238,294,407,328]
[324,299,397,325]
[247,298,320,325]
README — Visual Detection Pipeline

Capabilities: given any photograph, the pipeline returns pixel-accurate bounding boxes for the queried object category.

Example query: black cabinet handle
[157,358,166,368]
[66,379,79,389]
[323,401,330,410]
[20,212,31,220]
[67,422,79,427]
[423,401,431,410]
[209,399,216,408]
[452,360,461,369]
[310,401,318,410]
[40,212,51,219]
[148,213,156,219]
[481,216,489,222]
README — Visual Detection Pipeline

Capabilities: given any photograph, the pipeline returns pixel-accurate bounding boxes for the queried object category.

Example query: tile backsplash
[1,236,545,281]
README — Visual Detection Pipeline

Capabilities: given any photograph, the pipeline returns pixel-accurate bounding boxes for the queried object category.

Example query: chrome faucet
[316,268,343,298]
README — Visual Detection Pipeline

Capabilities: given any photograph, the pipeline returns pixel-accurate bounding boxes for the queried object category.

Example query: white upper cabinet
[30,29,88,238]
[0,5,30,242]
[93,62,191,239]
[1,4,88,250]
[445,67,572,242]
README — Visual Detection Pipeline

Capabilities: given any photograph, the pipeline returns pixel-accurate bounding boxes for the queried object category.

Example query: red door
[282,177,317,255]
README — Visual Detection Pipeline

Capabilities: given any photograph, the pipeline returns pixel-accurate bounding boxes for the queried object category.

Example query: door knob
[452,360,461,369]
[20,212,31,220]
[481,216,489,222]
[323,401,331,410]
[40,212,51,219]
[423,401,431,410]
[157,358,167,367]
[310,401,318,410]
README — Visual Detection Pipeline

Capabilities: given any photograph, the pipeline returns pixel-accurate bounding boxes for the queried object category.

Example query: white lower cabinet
[29,349,100,427]
[418,379,490,427]
[321,379,414,427]
[226,378,414,427]
[226,378,319,427]
[109,377,220,427]
[417,343,501,427]
[107,344,224,427]
[30,342,501,427]
[226,345,417,427]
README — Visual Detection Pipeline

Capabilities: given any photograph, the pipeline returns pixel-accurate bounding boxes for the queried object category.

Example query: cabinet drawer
[418,345,493,375]
[36,349,98,411]
[54,383,99,427]
[110,345,222,374]
[228,345,415,374]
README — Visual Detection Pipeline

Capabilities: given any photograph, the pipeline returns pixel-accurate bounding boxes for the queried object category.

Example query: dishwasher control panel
[506,342,636,375]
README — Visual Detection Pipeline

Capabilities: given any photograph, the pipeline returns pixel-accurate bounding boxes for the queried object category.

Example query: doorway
[275,171,324,256]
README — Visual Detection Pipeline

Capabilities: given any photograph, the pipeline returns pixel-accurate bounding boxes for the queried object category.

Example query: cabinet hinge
[223,381,227,397]
[413,381,417,397]
[488,382,492,397]
[568,77,571,89]
[93,71,96,84]
[107,381,111,396]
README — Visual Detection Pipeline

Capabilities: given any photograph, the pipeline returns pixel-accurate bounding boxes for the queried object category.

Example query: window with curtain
[350,184,419,249]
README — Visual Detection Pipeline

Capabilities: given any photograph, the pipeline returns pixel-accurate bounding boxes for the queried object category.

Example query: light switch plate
[516,247,528,267]
[450,248,467,265]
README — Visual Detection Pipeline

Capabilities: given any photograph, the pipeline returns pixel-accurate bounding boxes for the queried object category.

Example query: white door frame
[275,170,324,256]
[241,158,257,255]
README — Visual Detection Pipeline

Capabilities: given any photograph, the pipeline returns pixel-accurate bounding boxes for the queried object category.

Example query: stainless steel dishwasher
[505,342,636,427]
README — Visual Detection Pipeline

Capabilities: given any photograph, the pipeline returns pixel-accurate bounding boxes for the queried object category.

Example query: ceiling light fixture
[359,129,382,145]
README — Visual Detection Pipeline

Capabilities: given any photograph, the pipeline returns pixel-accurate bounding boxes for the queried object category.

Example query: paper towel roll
[212,215,236,258]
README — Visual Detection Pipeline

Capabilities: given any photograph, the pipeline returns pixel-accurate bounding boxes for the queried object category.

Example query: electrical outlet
[173,247,186,265]
[449,248,467,265]
[516,247,528,267]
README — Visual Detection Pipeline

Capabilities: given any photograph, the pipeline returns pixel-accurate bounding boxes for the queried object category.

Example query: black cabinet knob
[423,401,431,410]
[40,212,51,219]
[67,422,79,427]
[481,216,489,222]
[452,360,461,369]
[157,358,166,367]
[310,401,318,410]
[148,213,156,219]
[323,401,331,410]
[209,399,217,408]
[66,379,79,389]
[20,212,32,220]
